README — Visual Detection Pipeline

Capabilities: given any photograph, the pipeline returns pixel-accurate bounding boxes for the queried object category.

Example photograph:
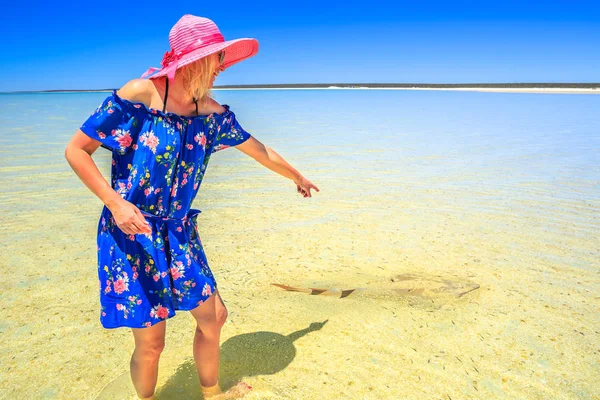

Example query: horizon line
[2,82,600,94]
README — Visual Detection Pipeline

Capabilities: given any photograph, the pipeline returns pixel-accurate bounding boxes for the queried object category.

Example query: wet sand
[0,91,598,399]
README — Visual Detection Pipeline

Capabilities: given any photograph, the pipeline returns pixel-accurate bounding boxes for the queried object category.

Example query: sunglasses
[218,50,225,65]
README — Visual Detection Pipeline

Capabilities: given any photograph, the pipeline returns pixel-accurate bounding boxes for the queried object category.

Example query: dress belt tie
[139,208,202,222]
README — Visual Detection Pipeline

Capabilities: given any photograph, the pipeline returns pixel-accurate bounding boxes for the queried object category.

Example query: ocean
[0,89,598,399]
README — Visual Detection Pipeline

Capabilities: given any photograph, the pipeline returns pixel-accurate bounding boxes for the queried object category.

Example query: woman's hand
[294,176,320,198]
[107,198,152,235]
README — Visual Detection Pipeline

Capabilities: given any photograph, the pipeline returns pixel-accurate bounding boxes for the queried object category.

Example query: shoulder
[201,97,227,115]
[116,79,154,107]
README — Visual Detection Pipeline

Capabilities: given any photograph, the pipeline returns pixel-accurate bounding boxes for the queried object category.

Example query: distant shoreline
[2,83,599,95]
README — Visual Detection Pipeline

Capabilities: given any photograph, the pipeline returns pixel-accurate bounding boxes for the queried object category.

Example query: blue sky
[2,0,599,91]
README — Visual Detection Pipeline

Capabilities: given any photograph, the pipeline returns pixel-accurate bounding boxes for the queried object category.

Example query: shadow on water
[156,320,328,399]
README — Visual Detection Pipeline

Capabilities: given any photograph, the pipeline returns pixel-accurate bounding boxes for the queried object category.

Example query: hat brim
[144,38,259,79]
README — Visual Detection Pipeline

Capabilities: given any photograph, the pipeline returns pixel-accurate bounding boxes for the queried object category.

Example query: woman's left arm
[235,137,320,198]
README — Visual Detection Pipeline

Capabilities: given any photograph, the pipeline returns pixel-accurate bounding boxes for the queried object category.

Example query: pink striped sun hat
[141,15,259,82]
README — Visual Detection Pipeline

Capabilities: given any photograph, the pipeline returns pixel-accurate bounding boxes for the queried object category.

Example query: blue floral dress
[79,90,251,329]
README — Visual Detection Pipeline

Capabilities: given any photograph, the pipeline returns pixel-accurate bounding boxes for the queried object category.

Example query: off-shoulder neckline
[110,89,232,122]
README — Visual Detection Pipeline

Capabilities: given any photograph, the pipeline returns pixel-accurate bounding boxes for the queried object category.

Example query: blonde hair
[179,53,220,105]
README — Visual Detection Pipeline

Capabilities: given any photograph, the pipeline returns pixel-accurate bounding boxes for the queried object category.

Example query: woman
[64,14,319,400]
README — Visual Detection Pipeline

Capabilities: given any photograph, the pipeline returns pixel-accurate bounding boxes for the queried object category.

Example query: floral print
[80,90,251,329]
[140,130,160,154]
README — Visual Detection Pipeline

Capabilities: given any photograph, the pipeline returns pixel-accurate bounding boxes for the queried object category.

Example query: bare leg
[130,320,166,400]
[189,288,252,398]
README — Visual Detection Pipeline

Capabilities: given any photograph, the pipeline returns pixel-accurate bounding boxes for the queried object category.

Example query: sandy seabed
[0,109,599,400]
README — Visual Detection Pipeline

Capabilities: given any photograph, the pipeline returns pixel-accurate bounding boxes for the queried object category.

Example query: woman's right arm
[64,129,151,235]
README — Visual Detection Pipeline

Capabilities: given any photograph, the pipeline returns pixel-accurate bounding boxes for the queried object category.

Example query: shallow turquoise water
[3,89,597,193]
[3,89,598,246]
[0,89,598,399]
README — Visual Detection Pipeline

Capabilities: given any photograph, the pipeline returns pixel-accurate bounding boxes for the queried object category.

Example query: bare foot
[203,381,253,399]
